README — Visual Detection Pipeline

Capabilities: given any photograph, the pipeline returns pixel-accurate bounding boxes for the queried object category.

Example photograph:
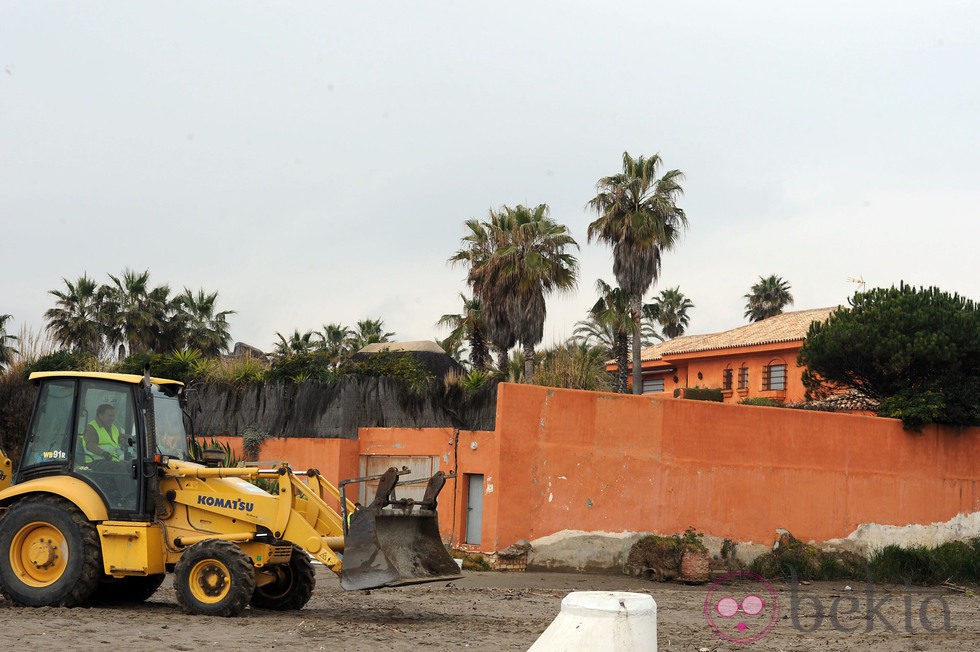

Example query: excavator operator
[83,403,125,462]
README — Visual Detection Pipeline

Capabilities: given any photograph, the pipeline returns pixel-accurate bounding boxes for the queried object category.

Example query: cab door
[71,379,144,516]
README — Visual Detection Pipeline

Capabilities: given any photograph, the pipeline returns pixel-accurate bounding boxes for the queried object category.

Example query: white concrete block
[528,591,657,651]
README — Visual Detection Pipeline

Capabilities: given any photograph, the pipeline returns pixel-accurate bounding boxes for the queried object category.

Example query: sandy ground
[0,569,975,651]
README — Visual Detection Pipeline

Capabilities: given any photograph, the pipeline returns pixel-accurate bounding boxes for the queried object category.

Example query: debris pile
[625,528,711,583]
[750,530,866,581]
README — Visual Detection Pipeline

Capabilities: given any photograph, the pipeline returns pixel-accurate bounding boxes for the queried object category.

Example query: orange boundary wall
[206,383,979,552]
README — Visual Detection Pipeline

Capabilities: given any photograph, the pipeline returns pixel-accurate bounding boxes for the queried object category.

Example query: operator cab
[17,371,188,519]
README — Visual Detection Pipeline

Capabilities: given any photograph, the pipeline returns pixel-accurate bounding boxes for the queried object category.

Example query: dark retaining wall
[0,375,499,467]
[185,376,500,439]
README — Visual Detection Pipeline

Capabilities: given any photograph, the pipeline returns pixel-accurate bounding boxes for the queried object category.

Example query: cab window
[153,385,188,459]
[20,379,75,470]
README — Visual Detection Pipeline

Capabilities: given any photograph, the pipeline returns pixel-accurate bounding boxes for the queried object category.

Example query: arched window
[722,365,734,390]
[737,364,749,390]
[762,358,787,391]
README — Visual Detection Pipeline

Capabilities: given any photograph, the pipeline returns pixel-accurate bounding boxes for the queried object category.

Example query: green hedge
[267,350,434,386]
[739,397,784,407]
[676,387,724,402]
[115,351,198,384]
[24,350,99,376]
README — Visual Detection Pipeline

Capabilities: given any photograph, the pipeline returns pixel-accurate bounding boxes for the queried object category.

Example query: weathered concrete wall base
[522,510,980,575]
[525,530,768,574]
[525,531,649,574]
[825,510,980,556]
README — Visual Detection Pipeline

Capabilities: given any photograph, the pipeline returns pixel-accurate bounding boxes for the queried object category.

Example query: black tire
[0,494,102,607]
[250,545,315,610]
[174,539,254,616]
[90,573,166,603]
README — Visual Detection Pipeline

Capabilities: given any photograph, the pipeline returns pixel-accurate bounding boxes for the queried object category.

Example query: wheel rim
[10,521,69,587]
[189,559,231,603]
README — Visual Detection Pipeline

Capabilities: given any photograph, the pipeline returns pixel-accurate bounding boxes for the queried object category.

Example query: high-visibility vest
[85,420,123,462]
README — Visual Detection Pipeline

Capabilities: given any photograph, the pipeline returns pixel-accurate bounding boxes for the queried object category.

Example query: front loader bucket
[339,468,462,591]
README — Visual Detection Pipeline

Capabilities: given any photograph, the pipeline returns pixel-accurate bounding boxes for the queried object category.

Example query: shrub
[115,350,204,384]
[189,437,240,468]
[625,527,708,581]
[876,390,945,432]
[444,369,495,392]
[267,351,336,384]
[869,539,979,585]
[627,535,685,581]
[739,397,784,407]
[448,550,491,571]
[24,349,101,376]
[750,531,866,581]
[676,387,723,402]
[679,526,708,552]
[267,349,436,387]
[242,426,268,460]
[342,350,434,386]
[533,343,612,392]
[203,356,268,386]
[0,363,36,467]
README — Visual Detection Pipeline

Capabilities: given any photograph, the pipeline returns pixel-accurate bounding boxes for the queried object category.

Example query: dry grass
[11,325,56,364]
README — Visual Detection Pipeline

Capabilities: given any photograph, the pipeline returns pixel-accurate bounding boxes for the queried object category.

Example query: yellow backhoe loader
[0,371,460,616]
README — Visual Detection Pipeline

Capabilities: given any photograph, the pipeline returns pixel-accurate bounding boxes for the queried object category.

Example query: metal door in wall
[358,455,437,504]
[465,474,484,545]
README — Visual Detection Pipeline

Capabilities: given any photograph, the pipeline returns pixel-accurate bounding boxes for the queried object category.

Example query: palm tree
[744,275,794,322]
[350,318,394,351]
[573,304,660,360]
[103,269,165,356]
[0,314,17,369]
[588,151,688,394]
[437,294,490,372]
[274,330,316,357]
[317,323,354,367]
[143,284,188,354]
[45,274,104,355]
[449,216,517,372]
[505,205,579,382]
[435,336,468,367]
[453,205,578,382]
[572,315,619,354]
[644,287,694,339]
[180,288,235,356]
[580,279,634,392]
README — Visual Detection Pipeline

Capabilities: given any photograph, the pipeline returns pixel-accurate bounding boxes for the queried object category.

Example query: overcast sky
[2,2,978,353]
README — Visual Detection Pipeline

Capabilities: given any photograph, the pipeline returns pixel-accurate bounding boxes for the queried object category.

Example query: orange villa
[609,307,836,403]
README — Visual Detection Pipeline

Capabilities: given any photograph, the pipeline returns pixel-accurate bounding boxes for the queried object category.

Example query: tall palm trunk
[522,341,535,384]
[615,334,629,393]
[469,329,489,372]
[631,296,643,394]
[496,347,509,374]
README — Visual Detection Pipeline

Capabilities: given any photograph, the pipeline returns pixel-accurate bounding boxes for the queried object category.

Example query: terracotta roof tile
[640,307,838,362]
[787,390,878,413]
